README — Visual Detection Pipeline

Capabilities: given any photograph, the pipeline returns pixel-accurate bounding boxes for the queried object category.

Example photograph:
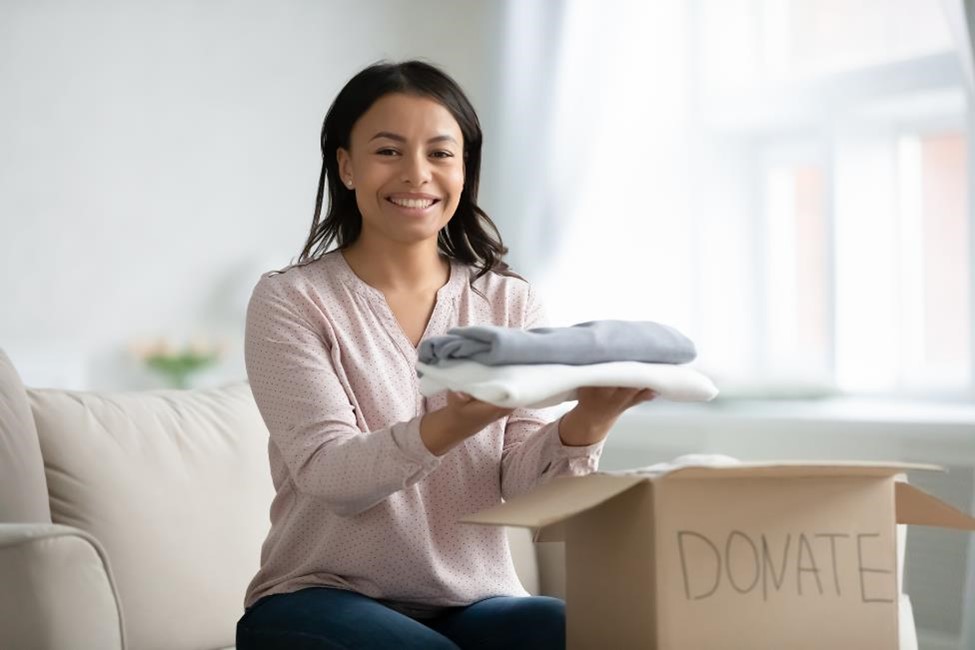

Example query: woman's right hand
[420,391,514,456]
[445,391,515,431]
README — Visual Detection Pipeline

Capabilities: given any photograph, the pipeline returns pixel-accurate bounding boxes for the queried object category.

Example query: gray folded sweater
[418,320,697,366]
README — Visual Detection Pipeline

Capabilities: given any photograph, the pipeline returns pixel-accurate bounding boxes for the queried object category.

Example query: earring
[346,180,354,188]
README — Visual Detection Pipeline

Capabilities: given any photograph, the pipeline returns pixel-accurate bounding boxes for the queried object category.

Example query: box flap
[658,460,941,480]
[896,482,975,530]
[460,474,646,531]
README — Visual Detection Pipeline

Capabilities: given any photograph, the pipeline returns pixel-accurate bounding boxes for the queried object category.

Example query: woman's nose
[401,151,432,185]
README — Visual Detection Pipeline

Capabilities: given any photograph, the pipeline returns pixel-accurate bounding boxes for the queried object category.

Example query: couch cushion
[0,349,52,523]
[29,382,273,650]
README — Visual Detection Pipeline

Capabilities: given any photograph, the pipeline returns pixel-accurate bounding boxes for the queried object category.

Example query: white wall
[0,0,504,389]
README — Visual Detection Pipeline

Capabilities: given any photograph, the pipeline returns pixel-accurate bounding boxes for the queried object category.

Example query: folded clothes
[416,360,718,409]
[417,320,697,367]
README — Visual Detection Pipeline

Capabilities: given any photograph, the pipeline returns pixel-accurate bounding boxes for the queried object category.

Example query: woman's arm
[500,407,604,501]
[498,284,605,500]
[245,275,440,517]
[419,391,513,456]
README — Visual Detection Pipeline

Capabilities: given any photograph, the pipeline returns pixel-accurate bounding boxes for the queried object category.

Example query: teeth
[389,197,435,209]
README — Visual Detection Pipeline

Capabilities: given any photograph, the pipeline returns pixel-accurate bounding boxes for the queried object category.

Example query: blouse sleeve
[244,274,440,517]
[499,282,604,501]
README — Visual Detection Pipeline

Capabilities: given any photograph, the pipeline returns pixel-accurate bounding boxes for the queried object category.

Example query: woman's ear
[336,148,353,188]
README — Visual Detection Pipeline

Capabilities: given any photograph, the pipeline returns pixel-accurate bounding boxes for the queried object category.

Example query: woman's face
[337,93,465,248]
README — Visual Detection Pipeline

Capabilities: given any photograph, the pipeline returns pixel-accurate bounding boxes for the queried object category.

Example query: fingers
[616,388,654,408]
[448,391,513,416]
[581,386,652,400]
[630,388,657,407]
[578,386,657,410]
[451,387,654,414]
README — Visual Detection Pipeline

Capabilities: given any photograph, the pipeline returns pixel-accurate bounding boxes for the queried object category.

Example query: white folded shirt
[416,360,719,408]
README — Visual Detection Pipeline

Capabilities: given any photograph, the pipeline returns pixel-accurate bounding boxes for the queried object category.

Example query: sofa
[0,345,924,650]
[0,348,548,650]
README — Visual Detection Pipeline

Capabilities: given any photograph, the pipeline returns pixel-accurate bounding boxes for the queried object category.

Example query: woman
[236,59,655,650]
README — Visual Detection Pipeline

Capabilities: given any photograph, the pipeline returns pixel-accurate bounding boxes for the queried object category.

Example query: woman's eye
[374,148,454,159]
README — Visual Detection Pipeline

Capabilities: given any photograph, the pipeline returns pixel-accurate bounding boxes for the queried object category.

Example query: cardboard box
[463,462,975,649]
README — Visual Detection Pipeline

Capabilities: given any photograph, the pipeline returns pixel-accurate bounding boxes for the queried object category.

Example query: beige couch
[0,349,547,650]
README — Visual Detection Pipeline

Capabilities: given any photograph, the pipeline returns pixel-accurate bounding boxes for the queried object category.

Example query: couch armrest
[0,523,126,650]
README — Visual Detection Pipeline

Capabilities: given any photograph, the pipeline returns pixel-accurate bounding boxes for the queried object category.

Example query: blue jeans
[236,587,566,650]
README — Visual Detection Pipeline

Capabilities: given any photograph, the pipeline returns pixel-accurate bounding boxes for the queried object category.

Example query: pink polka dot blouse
[242,249,604,610]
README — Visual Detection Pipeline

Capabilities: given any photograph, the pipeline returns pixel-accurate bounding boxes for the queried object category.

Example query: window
[693,0,972,398]
[896,130,970,389]
[532,0,972,399]
[763,159,830,381]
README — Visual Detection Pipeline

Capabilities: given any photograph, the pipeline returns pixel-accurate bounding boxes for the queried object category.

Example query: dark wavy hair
[295,59,519,284]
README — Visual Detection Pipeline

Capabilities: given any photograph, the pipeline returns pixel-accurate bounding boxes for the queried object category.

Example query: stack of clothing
[416,320,718,409]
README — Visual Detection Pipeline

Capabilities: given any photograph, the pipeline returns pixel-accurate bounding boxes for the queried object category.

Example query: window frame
[688,1,974,401]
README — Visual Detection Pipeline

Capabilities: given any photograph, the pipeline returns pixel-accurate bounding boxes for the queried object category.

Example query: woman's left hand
[558,387,656,447]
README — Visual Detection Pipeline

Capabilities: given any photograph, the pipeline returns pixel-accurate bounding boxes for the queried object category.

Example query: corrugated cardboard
[462,462,975,650]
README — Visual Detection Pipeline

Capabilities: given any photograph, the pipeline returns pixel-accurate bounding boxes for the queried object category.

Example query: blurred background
[2,0,973,647]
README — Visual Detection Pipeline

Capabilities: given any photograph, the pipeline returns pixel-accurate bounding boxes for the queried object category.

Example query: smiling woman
[296,61,514,286]
[235,60,655,650]
[336,94,465,254]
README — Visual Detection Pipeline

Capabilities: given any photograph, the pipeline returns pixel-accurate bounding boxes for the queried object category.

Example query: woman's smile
[385,193,442,215]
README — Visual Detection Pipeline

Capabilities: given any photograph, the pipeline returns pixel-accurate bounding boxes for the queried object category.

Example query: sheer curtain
[940,0,975,97]
[495,0,695,332]
[494,0,973,399]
